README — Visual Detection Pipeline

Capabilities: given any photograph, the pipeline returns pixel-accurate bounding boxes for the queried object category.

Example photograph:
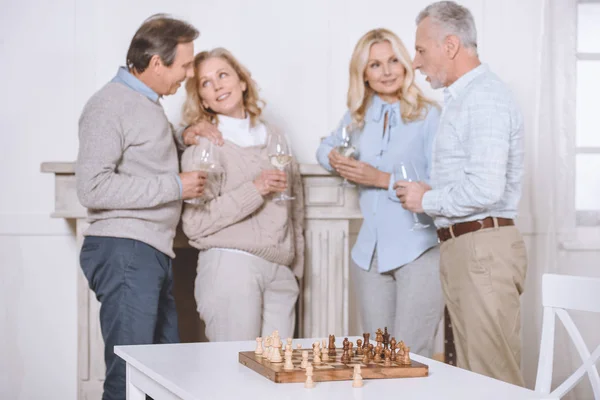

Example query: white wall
[4,1,597,399]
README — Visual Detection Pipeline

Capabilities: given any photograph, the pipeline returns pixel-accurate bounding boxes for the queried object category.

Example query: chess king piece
[304,363,315,389]
[383,327,390,350]
[255,337,263,355]
[352,365,363,388]
[283,348,294,370]
[300,350,309,368]
[328,334,336,356]
[356,339,363,356]
[390,337,397,362]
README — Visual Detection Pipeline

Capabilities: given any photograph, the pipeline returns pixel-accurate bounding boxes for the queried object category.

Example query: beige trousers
[440,224,527,386]
[194,249,299,342]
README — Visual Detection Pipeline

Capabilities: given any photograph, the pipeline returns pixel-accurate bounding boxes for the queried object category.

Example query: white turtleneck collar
[218,114,266,147]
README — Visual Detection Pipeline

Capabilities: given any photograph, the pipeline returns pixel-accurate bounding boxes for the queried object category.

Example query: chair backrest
[535,273,600,399]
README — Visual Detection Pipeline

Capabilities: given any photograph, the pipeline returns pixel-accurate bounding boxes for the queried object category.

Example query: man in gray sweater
[75,15,204,400]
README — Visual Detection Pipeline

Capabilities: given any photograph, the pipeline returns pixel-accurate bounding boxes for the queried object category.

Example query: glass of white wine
[184,139,217,205]
[336,123,359,187]
[394,161,430,231]
[266,130,295,202]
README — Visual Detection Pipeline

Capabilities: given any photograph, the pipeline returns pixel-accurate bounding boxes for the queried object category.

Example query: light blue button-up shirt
[111,67,183,197]
[316,95,440,272]
[422,64,524,228]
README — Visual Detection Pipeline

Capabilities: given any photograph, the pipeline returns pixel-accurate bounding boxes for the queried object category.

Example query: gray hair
[416,1,477,50]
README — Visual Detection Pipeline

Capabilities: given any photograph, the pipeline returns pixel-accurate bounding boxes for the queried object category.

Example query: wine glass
[394,161,430,231]
[266,130,295,202]
[184,139,217,205]
[336,123,360,187]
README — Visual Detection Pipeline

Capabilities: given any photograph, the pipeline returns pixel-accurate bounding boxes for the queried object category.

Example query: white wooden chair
[535,273,600,399]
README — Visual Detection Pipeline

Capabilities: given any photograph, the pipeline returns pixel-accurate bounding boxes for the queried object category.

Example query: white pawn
[296,344,302,350]
[286,338,293,353]
[283,349,294,370]
[322,348,330,362]
[304,363,315,389]
[255,337,263,355]
[300,350,309,368]
[352,365,363,388]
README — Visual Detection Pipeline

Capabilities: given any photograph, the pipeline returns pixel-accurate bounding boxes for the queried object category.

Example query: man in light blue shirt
[396,1,528,387]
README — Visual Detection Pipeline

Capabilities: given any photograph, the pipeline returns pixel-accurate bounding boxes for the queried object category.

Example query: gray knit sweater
[76,82,182,257]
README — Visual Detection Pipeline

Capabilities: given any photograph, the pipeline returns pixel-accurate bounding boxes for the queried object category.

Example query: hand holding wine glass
[393,161,430,231]
[334,123,360,187]
[266,130,295,202]
[184,139,218,205]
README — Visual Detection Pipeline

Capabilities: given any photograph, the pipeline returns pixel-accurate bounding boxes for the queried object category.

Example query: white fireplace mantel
[41,161,362,400]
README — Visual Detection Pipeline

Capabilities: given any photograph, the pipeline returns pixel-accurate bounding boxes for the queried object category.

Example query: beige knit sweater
[180,138,305,279]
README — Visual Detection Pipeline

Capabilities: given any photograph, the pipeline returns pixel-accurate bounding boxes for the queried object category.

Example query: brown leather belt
[437,217,514,242]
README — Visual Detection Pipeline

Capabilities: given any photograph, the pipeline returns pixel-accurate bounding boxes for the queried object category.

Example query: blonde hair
[182,48,264,127]
[347,28,438,126]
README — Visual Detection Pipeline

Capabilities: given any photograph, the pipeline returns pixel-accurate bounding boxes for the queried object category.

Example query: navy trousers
[80,236,179,400]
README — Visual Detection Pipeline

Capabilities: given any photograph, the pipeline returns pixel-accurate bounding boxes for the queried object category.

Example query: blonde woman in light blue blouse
[316,28,443,357]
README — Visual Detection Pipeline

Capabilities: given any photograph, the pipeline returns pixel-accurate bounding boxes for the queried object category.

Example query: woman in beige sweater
[180,48,304,341]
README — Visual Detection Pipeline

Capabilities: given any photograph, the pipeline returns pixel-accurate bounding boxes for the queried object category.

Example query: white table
[115,338,545,400]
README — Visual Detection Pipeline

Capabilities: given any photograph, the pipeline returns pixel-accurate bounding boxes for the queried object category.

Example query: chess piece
[362,333,370,350]
[375,328,383,345]
[296,344,302,350]
[313,342,322,364]
[383,349,392,366]
[341,338,351,363]
[401,346,411,365]
[383,327,390,350]
[352,365,363,388]
[356,339,363,355]
[322,348,330,362]
[390,337,397,362]
[304,363,315,389]
[283,348,294,370]
[374,343,382,362]
[328,334,336,356]
[286,338,293,352]
[270,334,283,363]
[349,342,354,358]
[322,339,327,350]
[263,336,272,359]
[367,344,374,361]
[255,337,263,355]
[300,350,309,368]
[362,349,369,364]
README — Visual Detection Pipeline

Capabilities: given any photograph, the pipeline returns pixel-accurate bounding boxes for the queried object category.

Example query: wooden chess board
[239,348,428,383]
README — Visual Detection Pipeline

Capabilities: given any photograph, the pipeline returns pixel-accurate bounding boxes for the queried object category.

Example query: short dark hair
[126,14,199,73]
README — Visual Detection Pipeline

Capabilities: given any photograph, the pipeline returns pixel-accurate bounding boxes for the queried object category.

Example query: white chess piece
[270,335,283,363]
[285,337,293,353]
[283,349,294,370]
[263,336,272,359]
[300,350,309,368]
[304,363,315,389]
[255,337,263,355]
[296,344,302,350]
[322,347,330,362]
[312,342,322,364]
[352,365,363,388]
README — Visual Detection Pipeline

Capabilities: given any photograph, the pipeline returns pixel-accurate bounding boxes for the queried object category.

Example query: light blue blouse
[316,95,440,273]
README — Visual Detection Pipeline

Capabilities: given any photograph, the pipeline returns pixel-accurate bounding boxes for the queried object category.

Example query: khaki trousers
[195,249,299,342]
[440,225,527,386]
